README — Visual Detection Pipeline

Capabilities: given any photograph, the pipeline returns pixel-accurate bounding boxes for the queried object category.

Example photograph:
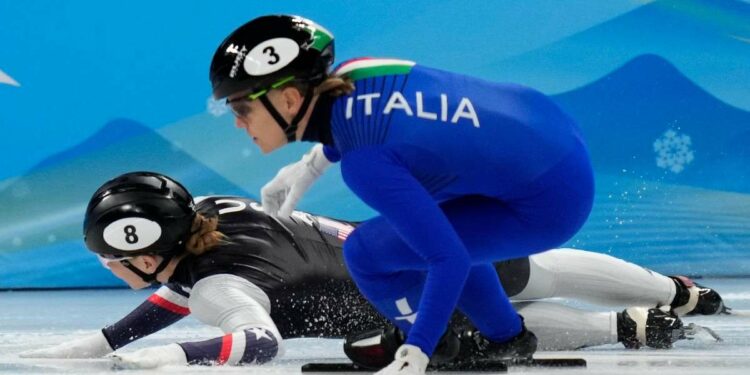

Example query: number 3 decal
[244,38,300,76]
[263,46,280,65]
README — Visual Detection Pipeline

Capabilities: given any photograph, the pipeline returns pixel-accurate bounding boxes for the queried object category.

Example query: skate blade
[456,358,586,369]
[301,358,586,372]
[514,358,587,367]
[301,362,507,372]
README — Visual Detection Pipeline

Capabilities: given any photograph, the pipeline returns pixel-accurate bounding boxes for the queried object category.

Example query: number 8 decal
[123,225,139,244]
[103,218,162,251]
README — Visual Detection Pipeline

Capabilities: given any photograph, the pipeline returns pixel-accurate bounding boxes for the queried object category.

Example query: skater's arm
[183,274,281,363]
[18,284,190,359]
[109,274,282,368]
[103,283,191,349]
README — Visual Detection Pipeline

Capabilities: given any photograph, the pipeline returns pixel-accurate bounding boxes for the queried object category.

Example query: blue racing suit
[305,57,594,356]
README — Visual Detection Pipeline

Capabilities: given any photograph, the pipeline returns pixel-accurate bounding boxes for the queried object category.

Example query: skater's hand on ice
[262,144,331,217]
[108,343,187,369]
[376,344,429,375]
[19,330,113,359]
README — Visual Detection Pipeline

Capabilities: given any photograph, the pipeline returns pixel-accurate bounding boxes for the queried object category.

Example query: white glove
[108,343,187,369]
[19,330,113,359]
[375,344,429,375]
[261,144,332,217]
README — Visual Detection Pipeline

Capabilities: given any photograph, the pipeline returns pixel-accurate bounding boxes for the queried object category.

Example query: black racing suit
[102,196,531,359]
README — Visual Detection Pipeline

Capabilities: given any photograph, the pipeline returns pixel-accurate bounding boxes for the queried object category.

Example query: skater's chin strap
[121,254,175,285]
[259,85,315,143]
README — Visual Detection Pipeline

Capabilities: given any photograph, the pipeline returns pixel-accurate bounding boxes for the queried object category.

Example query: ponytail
[282,75,354,98]
[315,76,355,97]
[185,214,225,255]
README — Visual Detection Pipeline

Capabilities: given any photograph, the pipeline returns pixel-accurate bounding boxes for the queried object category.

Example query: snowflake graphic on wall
[653,129,694,174]
[206,96,229,117]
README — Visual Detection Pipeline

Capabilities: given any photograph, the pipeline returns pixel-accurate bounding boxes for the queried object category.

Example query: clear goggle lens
[97,254,133,270]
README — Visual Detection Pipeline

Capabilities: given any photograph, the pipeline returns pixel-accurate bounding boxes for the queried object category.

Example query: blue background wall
[1,0,749,288]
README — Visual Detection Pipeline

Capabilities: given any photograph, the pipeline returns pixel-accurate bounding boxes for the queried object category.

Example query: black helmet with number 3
[209,14,335,101]
[83,171,195,259]
[209,15,335,143]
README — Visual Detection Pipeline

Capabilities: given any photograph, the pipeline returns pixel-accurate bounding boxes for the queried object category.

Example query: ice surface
[1,278,748,374]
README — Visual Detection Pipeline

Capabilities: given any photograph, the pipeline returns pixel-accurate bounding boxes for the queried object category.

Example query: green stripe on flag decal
[343,64,413,81]
[311,29,333,51]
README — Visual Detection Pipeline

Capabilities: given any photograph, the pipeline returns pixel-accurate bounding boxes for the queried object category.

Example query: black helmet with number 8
[209,14,335,100]
[83,172,195,258]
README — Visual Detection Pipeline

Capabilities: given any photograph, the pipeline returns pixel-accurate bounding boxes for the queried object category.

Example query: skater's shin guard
[514,301,618,350]
[518,249,676,307]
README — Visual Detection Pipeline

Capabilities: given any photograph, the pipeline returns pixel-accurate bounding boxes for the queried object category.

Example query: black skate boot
[618,306,685,349]
[454,322,537,366]
[669,276,726,316]
[343,325,460,370]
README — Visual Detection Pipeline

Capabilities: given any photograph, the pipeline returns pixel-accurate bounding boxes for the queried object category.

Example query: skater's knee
[343,229,372,275]
[512,252,559,299]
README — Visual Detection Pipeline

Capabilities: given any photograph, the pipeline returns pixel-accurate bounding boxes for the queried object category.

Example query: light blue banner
[2,0,749,288]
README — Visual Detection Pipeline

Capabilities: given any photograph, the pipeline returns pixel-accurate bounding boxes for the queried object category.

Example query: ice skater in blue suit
[209,15,594,375]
